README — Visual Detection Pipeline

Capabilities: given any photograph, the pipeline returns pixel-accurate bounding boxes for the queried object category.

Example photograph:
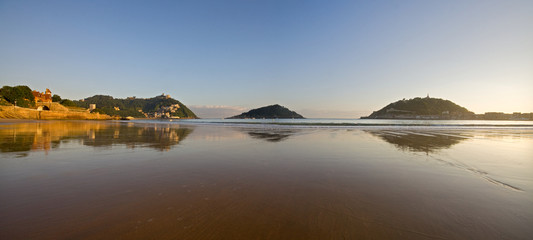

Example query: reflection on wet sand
[82,122,193,151]
[245,128,300,142]
[366,129,469,153]
[1,123,532,239]
[0,121,193,155]
[366,128,532,192]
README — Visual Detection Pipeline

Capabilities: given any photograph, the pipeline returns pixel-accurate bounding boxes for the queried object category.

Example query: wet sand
[1,121,532,239]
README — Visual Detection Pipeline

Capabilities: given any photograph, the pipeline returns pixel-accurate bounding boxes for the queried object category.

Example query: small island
[227,104,304,119]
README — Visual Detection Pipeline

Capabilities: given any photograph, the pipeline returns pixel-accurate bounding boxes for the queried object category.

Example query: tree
[60,99,76,107]
[52,94,62,102]
[0,85,35,108]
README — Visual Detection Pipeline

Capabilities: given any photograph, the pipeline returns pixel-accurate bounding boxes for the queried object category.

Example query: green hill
[363,97,474,119]
[75,94,198,119]
[227,104,304,119]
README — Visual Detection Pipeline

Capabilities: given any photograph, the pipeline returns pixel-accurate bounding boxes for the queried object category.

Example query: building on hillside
[32,89,52,103]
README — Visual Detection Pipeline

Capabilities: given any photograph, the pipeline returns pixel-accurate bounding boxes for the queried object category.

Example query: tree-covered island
[228,104,304,119]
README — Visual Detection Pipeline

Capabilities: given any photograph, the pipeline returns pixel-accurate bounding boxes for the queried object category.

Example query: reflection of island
[245,128,299,142]
[0,121,193,155]
[366,130,469,153]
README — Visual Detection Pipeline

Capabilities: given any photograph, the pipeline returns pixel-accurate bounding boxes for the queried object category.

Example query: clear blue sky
[1,0,532,118]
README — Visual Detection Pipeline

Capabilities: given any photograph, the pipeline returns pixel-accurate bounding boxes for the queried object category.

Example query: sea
[1,119,532,239]
[146,118,533,127]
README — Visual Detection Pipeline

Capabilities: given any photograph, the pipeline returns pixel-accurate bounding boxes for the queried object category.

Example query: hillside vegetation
[75,95,198,118]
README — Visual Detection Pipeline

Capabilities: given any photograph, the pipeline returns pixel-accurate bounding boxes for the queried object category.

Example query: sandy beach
[1,121,532,239]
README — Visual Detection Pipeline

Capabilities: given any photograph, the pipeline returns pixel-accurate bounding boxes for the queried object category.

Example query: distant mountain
[362,97,474,119]
[227,104,304,119]
[75,94,198,119]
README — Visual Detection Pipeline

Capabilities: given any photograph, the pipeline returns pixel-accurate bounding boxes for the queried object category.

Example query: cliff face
[364,97,474,119]
[228,104,304,119]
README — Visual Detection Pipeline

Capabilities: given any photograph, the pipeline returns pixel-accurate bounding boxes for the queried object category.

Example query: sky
[1,0,532,118]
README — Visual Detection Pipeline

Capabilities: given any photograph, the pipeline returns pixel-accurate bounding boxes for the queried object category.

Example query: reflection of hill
[366,130,468,153]
[245,128,299,142]
[0,125,39,156]
[0,121,193,155]
[83,124,192,151]
[0,122,107,155]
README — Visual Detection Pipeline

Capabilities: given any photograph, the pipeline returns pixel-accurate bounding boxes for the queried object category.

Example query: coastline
[0,106,199,121]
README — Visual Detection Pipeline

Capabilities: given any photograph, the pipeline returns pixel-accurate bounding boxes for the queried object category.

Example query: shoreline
[2,117,532,130]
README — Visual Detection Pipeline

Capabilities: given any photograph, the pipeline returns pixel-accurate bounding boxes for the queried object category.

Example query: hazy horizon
[1,0,532,118]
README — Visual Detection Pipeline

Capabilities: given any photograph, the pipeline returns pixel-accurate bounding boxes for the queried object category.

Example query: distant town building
[484,112,505,120]
[89,104,96,111]
[480,112,532,120]
[32,89,52,103]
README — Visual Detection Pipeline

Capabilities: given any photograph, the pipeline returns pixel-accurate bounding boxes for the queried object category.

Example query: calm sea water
[1,120,532,239]
[159,118,533,127]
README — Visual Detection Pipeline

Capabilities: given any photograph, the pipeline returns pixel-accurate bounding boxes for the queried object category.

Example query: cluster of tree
[75,95,198,118]
[50,93,76,106]
[0,85,35,108]
[365,97,474,119]
[0,85,77,108]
